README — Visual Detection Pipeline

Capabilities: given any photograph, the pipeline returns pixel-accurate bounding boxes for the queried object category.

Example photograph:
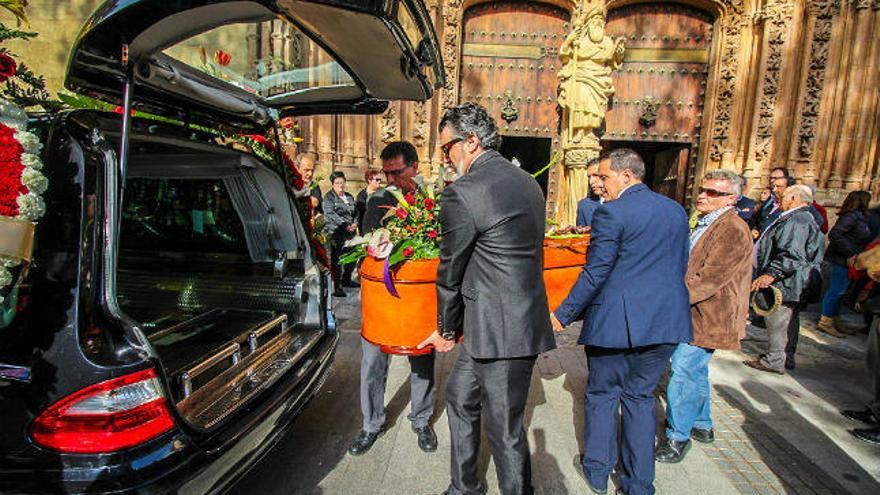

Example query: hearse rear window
[162,21,358,99]
[120,178,249,256]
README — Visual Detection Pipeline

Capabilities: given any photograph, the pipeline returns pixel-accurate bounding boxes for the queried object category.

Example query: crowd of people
[291,103,880,495]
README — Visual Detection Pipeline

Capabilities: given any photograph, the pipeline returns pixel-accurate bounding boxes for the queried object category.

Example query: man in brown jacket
[656,169,753,463]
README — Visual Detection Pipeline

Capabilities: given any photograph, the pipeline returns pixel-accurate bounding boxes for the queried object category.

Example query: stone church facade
[8,0,880,223]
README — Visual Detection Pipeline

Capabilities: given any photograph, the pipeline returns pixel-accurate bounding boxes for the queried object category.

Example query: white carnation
[16,193,45,222]
[20,152,42,170]
[14,131,42,154]
[21,167,48,195]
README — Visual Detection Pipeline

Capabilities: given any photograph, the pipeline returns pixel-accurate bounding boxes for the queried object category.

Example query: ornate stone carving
[853,0,871,9]
[500,90,519,123]
[440,0,463,111]
[380,102,399,144]
[412,101,430,148]
[754,1,794,162]
[639,96,658,128]
[709,12,747,161]
[798,1,840,157]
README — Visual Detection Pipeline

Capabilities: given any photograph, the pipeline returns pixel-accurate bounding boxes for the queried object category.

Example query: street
[232,291,880,494]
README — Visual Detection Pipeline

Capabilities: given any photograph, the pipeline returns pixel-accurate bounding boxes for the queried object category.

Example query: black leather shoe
[850,427,880,445]
[332,289,347,298]
[343,280,360,288]
[691,428,715,444]
[842,407,879,425]
[784,358,795,370]
[414,425,437,452]
[655,439,691,463]
[572,455,607,494]
[348,429,383,456]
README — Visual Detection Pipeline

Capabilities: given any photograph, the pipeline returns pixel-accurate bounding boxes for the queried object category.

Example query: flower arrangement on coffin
[340,187,440,296]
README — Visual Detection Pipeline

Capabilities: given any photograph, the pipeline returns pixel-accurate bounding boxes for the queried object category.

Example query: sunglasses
[699,187,734,198]
[440,137,463,159]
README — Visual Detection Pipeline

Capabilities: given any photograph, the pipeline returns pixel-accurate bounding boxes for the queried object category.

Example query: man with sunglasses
[655,170,753,464]
[418,103,556,495]
[349,140,438,457]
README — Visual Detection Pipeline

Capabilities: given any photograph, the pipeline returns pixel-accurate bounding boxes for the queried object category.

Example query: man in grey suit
[419,103,556,495]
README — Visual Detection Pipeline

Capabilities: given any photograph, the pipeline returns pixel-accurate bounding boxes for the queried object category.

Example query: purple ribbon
[382,258,400,298]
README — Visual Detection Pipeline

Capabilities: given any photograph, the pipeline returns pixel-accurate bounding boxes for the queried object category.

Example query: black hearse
[0,1,443,492]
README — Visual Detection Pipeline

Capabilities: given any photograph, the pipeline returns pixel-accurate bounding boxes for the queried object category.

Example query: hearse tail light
[31,368,174,453]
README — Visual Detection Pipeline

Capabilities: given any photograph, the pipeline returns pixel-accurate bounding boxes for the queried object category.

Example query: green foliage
[0,21,60,111]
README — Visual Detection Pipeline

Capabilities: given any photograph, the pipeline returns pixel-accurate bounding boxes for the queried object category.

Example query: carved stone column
[440,0,464,112]
[752,1,795,165]
[796,0,841,186]
[709,3,748,166]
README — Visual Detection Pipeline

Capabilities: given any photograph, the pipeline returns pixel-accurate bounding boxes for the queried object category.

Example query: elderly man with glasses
[655,170,754,464]
[744,185,824,374]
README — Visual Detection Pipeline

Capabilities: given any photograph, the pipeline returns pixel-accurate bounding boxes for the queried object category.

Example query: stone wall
[1,1,103,96]
[7,0,880,211]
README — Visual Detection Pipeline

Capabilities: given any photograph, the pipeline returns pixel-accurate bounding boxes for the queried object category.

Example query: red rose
[404,192,417,205]
[423,198,435,210]
[215,49,232,67]
[278,117,295,129]
[402,247,414,258]
[395,208,408,219]
[0,53,17,83]
[427,229,438,239]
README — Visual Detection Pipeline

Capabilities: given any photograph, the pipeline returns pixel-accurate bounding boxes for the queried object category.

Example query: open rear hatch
[66,0,445,128]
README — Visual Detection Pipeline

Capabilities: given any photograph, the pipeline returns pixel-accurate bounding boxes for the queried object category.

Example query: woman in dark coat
[355,169,384,234]
[323,171,358,297]
[818,190,873,336]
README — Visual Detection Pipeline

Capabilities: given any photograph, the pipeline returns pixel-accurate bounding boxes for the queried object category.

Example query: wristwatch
[440,328,456,341]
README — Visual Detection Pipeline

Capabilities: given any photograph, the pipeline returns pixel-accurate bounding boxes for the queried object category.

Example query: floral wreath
[0,97,46,306]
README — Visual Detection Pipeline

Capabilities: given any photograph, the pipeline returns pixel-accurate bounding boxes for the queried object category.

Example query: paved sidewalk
[232,293,880,494]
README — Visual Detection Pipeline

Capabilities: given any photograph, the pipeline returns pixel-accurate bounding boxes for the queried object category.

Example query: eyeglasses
[699,187,734,198]
[440,137,463,159]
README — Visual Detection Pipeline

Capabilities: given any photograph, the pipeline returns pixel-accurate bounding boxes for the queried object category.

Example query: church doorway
[499,136,553,197]
[603,2,714,206]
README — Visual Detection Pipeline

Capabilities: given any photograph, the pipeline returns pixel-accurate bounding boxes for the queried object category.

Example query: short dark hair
[380,141,419,166]
[439,103,502,150]
[329,171,346,183]
[608,148,645,180]
[770,167,790,178]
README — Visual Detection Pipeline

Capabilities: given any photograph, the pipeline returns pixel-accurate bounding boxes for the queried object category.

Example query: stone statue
[558,2,624,148]
[557,2,624,223]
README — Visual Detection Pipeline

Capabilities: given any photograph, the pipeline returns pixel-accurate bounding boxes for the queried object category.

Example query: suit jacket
[554,183,692,348]
[436,150,556,359]
[735,196,756,222]
[687,209,753,350]
[752,196,780,232]
[576,197,602,227]
[755,207,824,303]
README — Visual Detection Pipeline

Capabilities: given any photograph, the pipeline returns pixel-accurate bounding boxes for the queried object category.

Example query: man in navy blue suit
[551,148,693,495]
[576,158,606,227]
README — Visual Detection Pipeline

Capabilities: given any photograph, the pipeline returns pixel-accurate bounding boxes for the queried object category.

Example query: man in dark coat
[418,103,556,495]
[576,157,605,227]
[750,167,790,235]
[735,174,756,222]
[348,140,437,457]
[744,185,824,374]
[551,148,692,495]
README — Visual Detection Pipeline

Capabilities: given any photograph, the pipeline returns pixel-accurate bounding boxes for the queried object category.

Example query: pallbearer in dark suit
[551,149,692,495]
[419,104,556,495]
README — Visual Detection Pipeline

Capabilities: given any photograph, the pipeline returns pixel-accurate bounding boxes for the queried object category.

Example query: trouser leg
[480,356,537,495]
[821,264,851,317]
[360,338,391,433]
[582,346,627,492]
[446,349,484,495]
[407,352,436,429]
[867,318,880,419]
[330,238,343,288]
[665,344,713,442]
[692,350,715,432]
[619,344,676,495]
[784,305,802,365]
[761,303,794,371]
